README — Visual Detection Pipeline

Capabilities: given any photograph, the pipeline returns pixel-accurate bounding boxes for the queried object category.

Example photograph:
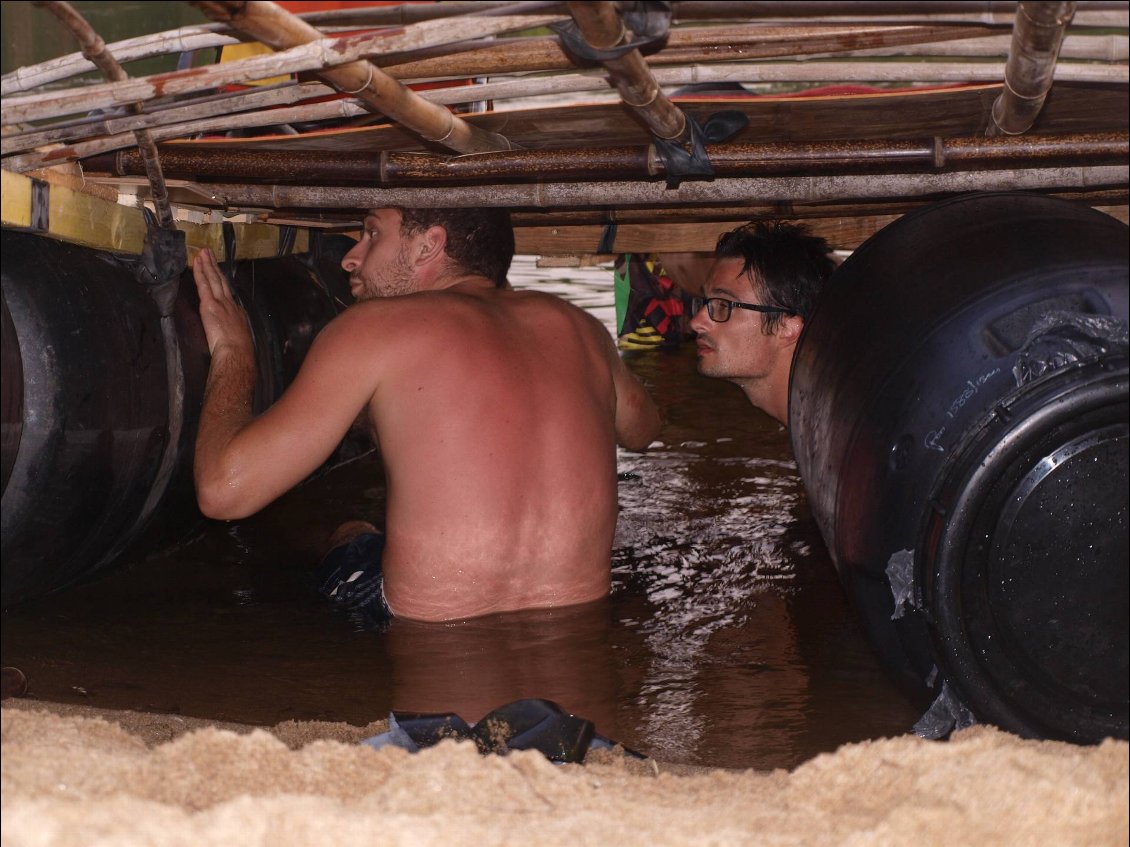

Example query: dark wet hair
[715,221,835,333]
[397,207,514,288]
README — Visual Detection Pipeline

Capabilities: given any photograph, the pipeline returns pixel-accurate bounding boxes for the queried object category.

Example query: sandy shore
[2,699,1126,847]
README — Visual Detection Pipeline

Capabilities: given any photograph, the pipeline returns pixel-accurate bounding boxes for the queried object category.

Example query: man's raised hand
[193,247,253,357]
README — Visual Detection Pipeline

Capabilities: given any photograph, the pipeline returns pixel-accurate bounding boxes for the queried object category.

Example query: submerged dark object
[1,666,29,700]
[1,230,353,606]
[791,192,1128,743]
[363,698,634,764]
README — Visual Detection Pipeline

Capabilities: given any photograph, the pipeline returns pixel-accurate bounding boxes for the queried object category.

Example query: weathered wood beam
[151,166,1130,211]
[520,202,1130,252]
[515,215,906,253]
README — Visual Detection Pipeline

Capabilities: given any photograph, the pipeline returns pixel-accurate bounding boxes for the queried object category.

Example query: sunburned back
[362,288,620,621]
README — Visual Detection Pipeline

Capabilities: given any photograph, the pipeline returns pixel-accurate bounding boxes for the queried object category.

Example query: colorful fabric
[614,254,694,350]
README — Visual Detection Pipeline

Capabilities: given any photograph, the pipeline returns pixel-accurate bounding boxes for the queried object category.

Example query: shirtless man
[688,221,835,424]
[192,207,660,623]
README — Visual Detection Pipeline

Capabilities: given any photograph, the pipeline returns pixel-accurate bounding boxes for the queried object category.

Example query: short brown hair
[398,207,514,288]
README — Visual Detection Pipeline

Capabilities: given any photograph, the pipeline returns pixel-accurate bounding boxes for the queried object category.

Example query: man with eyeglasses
[689,222,837,424]
[192,206,661,626]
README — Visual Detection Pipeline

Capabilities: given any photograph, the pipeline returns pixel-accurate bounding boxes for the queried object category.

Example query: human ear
[414,224,448,266]
[776,315,805,344]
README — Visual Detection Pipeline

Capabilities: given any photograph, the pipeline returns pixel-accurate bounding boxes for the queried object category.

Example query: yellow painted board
[2,169,309,263]
[0,168,33,228]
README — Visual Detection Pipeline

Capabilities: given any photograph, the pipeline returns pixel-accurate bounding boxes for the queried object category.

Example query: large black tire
[790,192,1128,743]
[1,230,352,606]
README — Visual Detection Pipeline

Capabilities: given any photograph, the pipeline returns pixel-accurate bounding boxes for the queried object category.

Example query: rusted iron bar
[188,1,519,154]
[87,133,1129,185]
[990,1,1077,136]
[33,1,177,231]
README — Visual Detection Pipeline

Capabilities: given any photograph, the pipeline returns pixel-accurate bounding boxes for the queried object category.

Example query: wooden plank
[0,169,34,228]
[0,169,308,262]
[516,205,1129,253]
[150,83,1129,155]
[516,215,906,254]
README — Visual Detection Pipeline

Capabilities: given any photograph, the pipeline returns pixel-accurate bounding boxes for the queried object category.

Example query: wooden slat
[517,215,906,254]
[0,169,308,262]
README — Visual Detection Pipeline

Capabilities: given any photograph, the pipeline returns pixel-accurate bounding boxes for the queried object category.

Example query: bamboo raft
[3,6,1129,742]
[1,0,1128,257]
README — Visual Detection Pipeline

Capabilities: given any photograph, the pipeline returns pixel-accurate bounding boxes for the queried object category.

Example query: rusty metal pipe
[87,132,1128,185]
[989,1,1076,136]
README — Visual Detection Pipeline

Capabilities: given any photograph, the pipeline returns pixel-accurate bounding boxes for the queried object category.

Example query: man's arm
[589,317,661,450]
[192,249,377,520]
[613,361,661,450]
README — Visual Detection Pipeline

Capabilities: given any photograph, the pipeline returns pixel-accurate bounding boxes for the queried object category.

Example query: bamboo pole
[0,22,1021,136]
[4,0,1123,96]
[0,22,1006,125]
[188,0,524,154]
[990,1,1077,136]
[376,23,1004,80]
[825,32,1128,62]
[176,166,1130,210]
[0,11,562,126]
[213,189,1130,230]
[0,82,332,156]
[7,54,1127,162]
[87,133,1129,185]
[33,1,177,231]
[668,2,1125,24]
[563,2,689,144]
[0,2,537,95]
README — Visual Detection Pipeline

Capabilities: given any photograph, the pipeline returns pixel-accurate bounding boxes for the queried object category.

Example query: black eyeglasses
[691,297,793,323]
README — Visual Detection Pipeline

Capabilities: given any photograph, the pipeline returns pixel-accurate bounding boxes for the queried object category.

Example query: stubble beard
[353,245,417,301]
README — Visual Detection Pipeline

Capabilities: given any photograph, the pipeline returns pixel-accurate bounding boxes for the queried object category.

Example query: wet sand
[3,699,1126,846]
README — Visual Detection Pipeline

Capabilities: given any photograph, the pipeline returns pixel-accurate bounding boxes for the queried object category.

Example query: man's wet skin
[193,208,660,623]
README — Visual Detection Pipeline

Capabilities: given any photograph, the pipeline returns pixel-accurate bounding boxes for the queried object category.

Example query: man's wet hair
[397,207,514,288]
[715,221,835,333]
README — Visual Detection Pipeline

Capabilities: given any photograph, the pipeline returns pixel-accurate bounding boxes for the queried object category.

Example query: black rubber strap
[136,207,185,317]
[654,110,749,188]
[550,1,672,64]
[597,221,618,254]
[222,220,238,282]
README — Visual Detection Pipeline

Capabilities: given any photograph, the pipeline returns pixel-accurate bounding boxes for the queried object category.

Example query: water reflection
[385,600,619,737]
[0,260,919,769]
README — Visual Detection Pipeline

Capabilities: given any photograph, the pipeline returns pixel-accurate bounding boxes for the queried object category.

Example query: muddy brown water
[0,260,919,770]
